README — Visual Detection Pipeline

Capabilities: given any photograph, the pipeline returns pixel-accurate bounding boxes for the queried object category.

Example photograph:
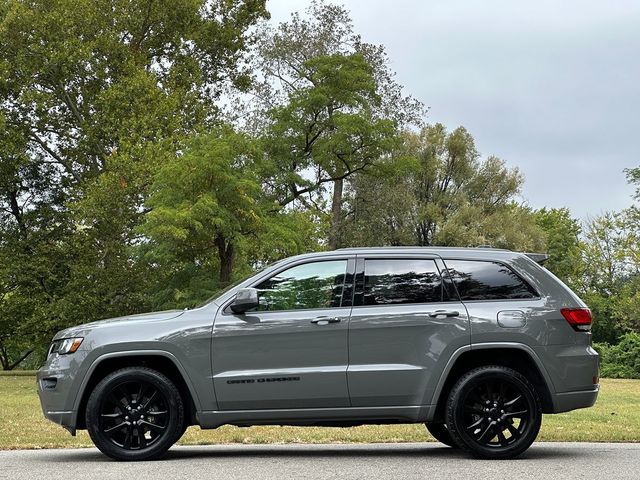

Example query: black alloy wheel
[99,380,169,449]
[86,367,184,461]
[445,365,542,459]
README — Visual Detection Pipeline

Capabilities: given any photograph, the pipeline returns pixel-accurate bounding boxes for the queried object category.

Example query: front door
[347,255,470,407]
[212,257,354,410]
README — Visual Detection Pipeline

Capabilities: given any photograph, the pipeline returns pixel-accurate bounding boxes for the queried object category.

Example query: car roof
[284,246,529,263]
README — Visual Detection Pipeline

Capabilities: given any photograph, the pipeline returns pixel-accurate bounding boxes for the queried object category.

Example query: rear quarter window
[443,259,538,300]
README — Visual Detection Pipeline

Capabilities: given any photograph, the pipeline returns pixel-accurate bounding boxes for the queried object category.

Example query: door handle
[310,316,341,325]
[428,310,460,318]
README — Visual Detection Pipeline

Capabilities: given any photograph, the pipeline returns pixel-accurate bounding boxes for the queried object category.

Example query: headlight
[50,337,83,355]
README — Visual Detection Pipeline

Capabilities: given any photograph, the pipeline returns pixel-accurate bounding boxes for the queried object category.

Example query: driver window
[255,260,348,311]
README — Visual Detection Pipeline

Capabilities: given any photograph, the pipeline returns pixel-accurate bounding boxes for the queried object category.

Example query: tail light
[561,308,592,332]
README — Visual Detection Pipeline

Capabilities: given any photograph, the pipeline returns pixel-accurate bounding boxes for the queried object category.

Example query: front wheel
[445,365,542,459]
[86,367,184,461]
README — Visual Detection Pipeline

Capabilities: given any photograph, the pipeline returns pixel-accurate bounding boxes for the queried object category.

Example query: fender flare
[71,349,202,426]
[430,342,556,408]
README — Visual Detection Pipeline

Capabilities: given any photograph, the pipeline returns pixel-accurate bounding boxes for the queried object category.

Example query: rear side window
[364,259,445,305]
[443,260,537,300]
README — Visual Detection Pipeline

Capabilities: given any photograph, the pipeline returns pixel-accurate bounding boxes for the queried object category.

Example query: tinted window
[364,259,444,305]
[256,260,347,311]
[444,260,537,300]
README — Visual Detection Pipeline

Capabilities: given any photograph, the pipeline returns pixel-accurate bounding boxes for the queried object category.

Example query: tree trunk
[8,190,26,235]
[0,342,8,370]
[416,220,435,246]
[7,350,33,371]
[328,178,344,250]
[0,342,33,371]
[215,234,235,284]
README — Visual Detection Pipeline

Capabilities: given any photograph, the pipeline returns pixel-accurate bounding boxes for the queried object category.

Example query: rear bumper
[534,343,600,412]
[551,385,599,413]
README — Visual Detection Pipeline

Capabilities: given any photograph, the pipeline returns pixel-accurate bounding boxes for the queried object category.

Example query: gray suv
[38,247,599,460]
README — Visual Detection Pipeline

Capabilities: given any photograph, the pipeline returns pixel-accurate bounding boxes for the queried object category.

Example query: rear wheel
[426,423,458,448]
[445,365,542,459]
[86,367,184,461]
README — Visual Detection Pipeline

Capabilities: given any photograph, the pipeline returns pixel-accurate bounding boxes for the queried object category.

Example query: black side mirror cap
[230,287,259,314]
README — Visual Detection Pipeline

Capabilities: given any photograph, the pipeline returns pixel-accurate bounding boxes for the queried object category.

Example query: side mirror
[230,287,259,314]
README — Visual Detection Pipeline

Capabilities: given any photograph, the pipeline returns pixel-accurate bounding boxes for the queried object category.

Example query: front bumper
[37,349,89,435]
[41,410,76,435]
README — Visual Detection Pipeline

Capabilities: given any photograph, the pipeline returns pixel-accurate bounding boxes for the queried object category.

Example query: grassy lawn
[0,376,638,449]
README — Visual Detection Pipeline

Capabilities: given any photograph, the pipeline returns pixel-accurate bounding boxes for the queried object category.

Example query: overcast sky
[267,0,640,219]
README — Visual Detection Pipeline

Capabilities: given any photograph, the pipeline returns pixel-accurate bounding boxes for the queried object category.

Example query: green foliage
[252,1,423,248]
[594,333,640,379]
[0,0,268,368]
[341,125,545,251]
[142,127,313,308]
[626,167,640,201]
[576,211,640,343]
[585,292,626,345]
[146,129,265,255]
[263,52,398,205]
[250,0,423,127]
[533,208,582,285]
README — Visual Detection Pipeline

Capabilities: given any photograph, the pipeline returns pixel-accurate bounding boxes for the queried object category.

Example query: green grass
[0,376,638,449]
[0,370,38,376]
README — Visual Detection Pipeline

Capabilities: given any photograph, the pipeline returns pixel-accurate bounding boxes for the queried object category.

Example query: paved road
[1,442,638,479]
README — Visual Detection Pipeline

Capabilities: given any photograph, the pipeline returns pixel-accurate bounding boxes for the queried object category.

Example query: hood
[53,309,186,340]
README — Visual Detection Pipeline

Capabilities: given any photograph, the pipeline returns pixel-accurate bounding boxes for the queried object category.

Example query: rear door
[212,256,355,410]
[347,254,470,407]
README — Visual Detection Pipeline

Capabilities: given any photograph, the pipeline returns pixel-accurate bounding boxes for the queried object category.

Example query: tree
[533,208,582,285]
[578,211,640,343]
[248,0,423,249]
[1,0,269,187]
[145,128,264,285]
[142,127,313,308]
[626,167,640,201]
[262,53,398,248]
[0,0,268,367]
[341,125,545,251]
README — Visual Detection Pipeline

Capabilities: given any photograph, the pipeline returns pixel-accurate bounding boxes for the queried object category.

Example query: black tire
[445,365,542,460]
[172,417,189,444]
[86,367,184,461]
[426,423,459,448]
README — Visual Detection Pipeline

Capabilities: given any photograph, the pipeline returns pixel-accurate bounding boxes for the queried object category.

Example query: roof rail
[335,246,512,251]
